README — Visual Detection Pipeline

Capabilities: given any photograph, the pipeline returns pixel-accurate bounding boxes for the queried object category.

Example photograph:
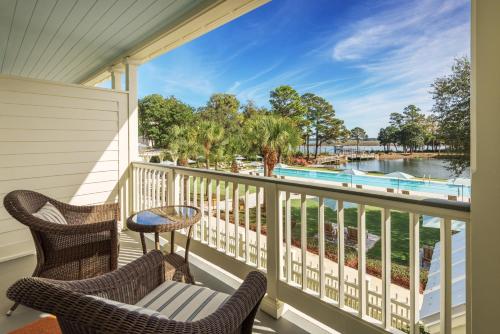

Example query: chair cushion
[88,280,229,322]
[33,202,68,224]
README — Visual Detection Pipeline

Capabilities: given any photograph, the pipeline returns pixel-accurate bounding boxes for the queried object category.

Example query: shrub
[291,237,428,292]
[219,210,428,291]
[149,155,161,163]
[291,157,309,166]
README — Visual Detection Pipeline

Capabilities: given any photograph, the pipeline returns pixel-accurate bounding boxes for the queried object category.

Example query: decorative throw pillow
[33,202,68,225]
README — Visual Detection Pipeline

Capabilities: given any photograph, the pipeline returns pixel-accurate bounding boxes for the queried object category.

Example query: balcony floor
[0,231,334,334]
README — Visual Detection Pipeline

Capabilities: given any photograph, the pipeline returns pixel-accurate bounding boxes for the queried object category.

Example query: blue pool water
[272,168,471,197]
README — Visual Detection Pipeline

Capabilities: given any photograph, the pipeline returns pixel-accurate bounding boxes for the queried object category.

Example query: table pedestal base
[137,234,194,284]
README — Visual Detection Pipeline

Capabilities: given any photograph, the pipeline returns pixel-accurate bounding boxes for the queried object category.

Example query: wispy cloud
[322,0,470,135]
[137,0,469,136]
[331,0,466,61]
[231,66,310,104]
[139,49,218,106]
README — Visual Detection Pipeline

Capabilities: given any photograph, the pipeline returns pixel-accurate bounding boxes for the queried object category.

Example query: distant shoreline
[376,152,445,160]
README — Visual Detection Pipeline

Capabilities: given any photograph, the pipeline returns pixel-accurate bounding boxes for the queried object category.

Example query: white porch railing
[131,162,470,334]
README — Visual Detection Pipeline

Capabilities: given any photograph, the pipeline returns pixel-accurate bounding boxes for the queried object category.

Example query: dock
[313,153,375,165]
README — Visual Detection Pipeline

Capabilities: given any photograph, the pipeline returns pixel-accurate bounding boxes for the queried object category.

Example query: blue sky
[136,0,470,137]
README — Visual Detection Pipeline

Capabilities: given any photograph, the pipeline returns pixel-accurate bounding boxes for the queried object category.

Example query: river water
[336,158,469,179]
[299,145,467,179]
[300,145,447,153]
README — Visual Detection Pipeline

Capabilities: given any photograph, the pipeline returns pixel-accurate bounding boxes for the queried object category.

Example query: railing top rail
[132,162,470,220]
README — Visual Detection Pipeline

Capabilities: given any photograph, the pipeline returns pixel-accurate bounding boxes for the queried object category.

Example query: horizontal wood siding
[0,75,128,262]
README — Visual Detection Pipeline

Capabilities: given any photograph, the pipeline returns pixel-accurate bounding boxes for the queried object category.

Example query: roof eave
[80,0,270,86]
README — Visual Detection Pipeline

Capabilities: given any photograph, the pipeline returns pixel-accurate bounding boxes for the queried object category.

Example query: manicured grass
[238,198,439,266]
[288,199,440,266]
[185,175,439,266]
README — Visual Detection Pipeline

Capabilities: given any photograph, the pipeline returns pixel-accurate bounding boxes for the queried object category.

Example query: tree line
[140,57,470,177]
[139,85,356,176]
[377,105,439,153]
[376,57,470,175]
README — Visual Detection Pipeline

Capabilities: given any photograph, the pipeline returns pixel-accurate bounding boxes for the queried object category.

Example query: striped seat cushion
[33,202,68,224]
[88,281,229,322]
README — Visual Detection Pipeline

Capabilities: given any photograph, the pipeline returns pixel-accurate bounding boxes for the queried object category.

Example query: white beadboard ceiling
[0,0,267,85]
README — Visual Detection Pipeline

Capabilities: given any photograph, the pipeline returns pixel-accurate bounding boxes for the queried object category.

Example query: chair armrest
[60,202,120,225]
[8,263,266,334]
[8,250,166,305]
[54,200,119,215]
[195,271,267,333]
[28,217,117,235]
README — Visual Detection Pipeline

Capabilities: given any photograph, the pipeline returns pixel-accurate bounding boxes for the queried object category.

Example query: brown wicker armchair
[7,250,267,334]
[4,190,119,315]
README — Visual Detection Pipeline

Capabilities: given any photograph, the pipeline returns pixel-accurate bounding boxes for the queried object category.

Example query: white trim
[81,0,270,86]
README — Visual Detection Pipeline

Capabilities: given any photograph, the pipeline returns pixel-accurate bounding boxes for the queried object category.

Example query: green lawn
[240,198,439,266]
[184,176,440,266]
[289,199,440,265]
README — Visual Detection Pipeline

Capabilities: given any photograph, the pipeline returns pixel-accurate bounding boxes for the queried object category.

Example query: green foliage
[244,114,302,176]
[381,125,400,151]
[241,100,269,119]
[375,57,470,176]
[380,105,433,153]
[197,120,225,169]
[301,93,346,158]
[165,124,199,165]
[399,105,427,151]
[138,94,194,147]
[138,58,469,177]
[149,156,161,163]
[199,93,242,131]
[377,127,390,151]
[269,85,306,122]
[431,57,470,175]
[350,127,367,153]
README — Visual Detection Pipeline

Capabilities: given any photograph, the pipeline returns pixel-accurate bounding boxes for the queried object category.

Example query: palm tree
[245,114,301,176]
[224,131,247,173]
[164,125,199,166]
[197,120,224,169]
[210,144,225,170]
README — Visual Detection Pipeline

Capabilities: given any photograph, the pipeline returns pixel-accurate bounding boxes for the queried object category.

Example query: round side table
[127,205,201,283]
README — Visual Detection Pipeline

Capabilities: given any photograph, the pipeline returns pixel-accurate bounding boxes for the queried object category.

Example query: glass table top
[131,206,200,226]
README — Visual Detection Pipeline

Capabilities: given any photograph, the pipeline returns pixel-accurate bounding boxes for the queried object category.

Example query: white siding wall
[0,75,129,262]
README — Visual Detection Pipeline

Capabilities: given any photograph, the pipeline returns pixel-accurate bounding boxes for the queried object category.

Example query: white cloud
[227,81,241,93]
[333,25,398,61]
[332,0,467,61]
[139,51,217,105]
[231,66,309,105]
[137,0,469,138]
[324,0,470,136]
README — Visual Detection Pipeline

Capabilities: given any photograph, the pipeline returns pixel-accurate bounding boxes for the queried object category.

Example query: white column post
[261,183,285,319]
[109,64,124,90]
[125,58,140,218]
[113,61,128,223]
[471,1,500,333]
[125,58,139,162]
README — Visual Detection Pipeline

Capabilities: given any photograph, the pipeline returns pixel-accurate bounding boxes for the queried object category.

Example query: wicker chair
[7,250,267,334]
[3,190,119,315]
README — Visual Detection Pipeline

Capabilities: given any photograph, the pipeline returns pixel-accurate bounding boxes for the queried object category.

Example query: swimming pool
[271,168,471,197]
